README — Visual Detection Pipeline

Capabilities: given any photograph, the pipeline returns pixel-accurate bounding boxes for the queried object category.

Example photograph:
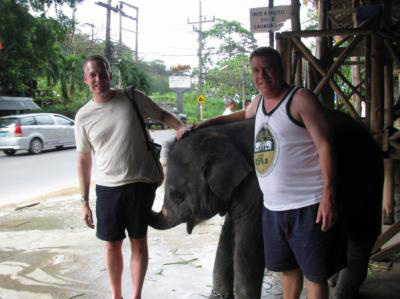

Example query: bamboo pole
[370,33,384,138]
[291,37,362,121]
[316,0,334,108]
[365,35,371,128]
[336,70,364,100]
[314,36,362,96]
[383,0,395,225]
[280,28,373,39]
[291,0,302,87]
[286,38,293,84]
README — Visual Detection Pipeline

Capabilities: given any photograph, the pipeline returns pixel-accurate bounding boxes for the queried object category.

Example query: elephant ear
[203,138,252,202]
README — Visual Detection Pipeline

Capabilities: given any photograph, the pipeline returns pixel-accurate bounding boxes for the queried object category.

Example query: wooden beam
[371,240,400,261]
[314,35,363,95]
[336,70,364,100]
[331,35,353,51]
[280,28,373,39]
[291,37,362,121]
[328,8,357,15]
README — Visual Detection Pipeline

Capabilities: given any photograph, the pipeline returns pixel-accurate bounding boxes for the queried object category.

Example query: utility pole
[269,0,274,47]
[95,0,119,62]
[188,0,214,120]
[84,23,95,44]
[119,1,139,61]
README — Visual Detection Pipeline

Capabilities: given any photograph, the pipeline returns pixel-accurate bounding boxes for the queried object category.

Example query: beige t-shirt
[74,89,164,187]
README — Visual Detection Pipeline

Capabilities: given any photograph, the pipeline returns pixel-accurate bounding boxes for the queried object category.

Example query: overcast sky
[69,0,304,67]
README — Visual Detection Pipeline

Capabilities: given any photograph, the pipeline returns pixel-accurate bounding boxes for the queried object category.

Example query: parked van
[0,113,75,155]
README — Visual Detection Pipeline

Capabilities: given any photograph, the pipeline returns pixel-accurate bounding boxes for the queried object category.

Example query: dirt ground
[0,188,399,299]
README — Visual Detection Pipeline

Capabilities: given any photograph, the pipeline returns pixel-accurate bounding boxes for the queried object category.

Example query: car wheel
[29,138,43,154]
[4,149,16,156]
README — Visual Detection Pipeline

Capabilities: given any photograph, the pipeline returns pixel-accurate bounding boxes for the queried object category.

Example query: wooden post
[316,0,334,108]
[291,0,302,87]
[383,0,395,224]
[269,0,274,48]
[352,0,362,114]
[286,38,293,84]
[365,35,371,128]
[370,32,383,140]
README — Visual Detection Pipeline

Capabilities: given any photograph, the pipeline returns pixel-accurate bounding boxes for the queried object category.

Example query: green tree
[203,19,257,67]
[116,58,150,94]
[138,60,170,94]
[201,20,258,105]
[204,55,256,106]
[0,0,70,95]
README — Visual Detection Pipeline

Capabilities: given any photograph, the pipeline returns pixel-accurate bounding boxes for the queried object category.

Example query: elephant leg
[209,215,235,299]
[232,216,265,299]
[333,237,375,299]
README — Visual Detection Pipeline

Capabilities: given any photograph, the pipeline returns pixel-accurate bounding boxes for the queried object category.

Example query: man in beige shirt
[75,54,186,299]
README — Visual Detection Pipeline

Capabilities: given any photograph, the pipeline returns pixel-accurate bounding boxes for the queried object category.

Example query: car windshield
[0,118,18,128]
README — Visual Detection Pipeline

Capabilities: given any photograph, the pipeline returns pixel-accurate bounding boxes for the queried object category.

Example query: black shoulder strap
[123,86,151,149]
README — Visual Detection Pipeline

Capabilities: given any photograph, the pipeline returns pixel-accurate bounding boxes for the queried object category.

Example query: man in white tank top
[189,47,339,299]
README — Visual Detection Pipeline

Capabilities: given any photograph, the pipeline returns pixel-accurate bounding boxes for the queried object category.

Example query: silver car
[0,113,75,155]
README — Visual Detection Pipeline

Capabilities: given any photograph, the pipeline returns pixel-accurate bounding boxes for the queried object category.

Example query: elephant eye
[170,189,185,205]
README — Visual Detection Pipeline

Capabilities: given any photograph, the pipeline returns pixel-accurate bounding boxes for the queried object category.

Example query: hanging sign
[250,5,292,33]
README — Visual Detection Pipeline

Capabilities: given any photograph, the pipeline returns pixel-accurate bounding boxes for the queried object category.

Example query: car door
[53,115,75,145]
[34,114,57,146]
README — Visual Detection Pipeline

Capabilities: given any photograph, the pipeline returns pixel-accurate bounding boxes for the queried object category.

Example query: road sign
[169,76,191,89]
[250,5,292,33]
[198,95,206,105]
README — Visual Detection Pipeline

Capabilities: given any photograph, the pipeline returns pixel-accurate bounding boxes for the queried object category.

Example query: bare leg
[306,279,329,299]
[130,236,149,299]
[105,240,124,299]
[282,268,303,299]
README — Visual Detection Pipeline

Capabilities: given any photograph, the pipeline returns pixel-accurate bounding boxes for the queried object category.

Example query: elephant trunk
[149,207,181,230]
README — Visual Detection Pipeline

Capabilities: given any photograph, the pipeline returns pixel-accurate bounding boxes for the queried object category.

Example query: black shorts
[95,182,157,241]
[262,203,347,283]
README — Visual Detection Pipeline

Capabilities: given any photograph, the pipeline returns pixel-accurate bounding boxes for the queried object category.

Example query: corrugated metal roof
[0,97,41,110]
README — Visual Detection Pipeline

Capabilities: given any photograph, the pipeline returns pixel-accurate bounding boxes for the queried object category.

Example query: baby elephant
[149,111,383,299]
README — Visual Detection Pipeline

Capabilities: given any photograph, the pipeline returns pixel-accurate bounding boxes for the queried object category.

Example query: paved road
[0,129,175,205]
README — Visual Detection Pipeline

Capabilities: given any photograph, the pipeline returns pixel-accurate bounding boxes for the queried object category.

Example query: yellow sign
[198,95,206,105]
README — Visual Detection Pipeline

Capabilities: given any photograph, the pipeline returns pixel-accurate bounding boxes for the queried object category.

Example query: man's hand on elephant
[176,126,191,140]
[81,201,95,229]
[316,198,336,232]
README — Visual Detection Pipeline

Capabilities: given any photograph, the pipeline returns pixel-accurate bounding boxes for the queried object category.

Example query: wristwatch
[81,197,89,203]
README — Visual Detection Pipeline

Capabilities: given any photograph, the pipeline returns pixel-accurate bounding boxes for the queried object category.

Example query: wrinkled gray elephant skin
[149,110,383,299]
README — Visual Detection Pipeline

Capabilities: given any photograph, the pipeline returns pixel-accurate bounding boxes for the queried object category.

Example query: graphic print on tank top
[254,123,279,177]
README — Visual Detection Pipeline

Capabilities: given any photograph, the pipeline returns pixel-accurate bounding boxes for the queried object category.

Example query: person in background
[75,54,187,299]
[222,99,236,115]
[244,99,252,110]
[180,47,342,299]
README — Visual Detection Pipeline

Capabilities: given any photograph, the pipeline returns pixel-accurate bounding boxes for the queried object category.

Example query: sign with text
[250,5,291,33]
[169,76,191,89]
[198,95,206,105]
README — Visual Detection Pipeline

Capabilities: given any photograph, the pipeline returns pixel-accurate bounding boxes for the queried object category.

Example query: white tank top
[254,87,323,211]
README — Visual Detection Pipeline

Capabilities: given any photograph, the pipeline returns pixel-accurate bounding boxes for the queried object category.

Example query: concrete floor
[0,191,399,299]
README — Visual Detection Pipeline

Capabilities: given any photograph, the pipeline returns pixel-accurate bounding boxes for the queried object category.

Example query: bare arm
[196,94,260,129]
[77,151,94,229]
[291,89,336,232]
